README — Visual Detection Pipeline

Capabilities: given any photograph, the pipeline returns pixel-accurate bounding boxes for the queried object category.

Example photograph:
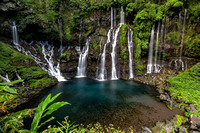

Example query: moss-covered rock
[0,41,57,89]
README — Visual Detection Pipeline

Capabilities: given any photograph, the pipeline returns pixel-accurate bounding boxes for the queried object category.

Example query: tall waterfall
[147,25,155,74]
[58,19,64,55]
[97,7,113,81]
[12,21,21,51]
[169,9,187,71]
[154,22,161,73]
[180,9,187,59]
[111,6,124,80]
[97,29,112,81]
[76,39,89,78]
[40,42,66,81]
[127,29,134,79]
[158,19,164,63]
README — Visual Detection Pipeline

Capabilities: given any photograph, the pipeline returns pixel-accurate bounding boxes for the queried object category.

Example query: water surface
[24,78,182,131]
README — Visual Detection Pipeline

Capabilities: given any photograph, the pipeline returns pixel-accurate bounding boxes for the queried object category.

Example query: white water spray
[0,73,11,82]
[169,9,187,71]
[154,22,161,73]
[147,25,155,74]
[111,6,124,80]
[127,29,134,79]
[12,21,21,51]
[76,39,90,78]
[180,9,187,59]
[40,42,66,81]
[97,7,114,81]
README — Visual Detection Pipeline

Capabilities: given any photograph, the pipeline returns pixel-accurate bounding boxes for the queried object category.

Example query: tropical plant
[0,93,69,133]
[0,80,23,113]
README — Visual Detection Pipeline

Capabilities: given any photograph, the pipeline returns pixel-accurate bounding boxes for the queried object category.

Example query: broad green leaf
[31,101,44,131]
[19,129,31,133]
[37,116,55,129]
[31,93,65,132]
[43,102,70,118]
[0,80,24,86]
[2,86,17,94]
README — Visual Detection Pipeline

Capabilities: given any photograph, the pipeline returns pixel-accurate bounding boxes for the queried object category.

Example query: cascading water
[169,9,187,71]
[16,72,25,86]
[111,6,124,80]
[158,19,164,63]
[97,7,113,81]
[180,9,187,59]
[147,25,155,74]
[76,39,89,78]
[10,22,66,81]
[12,21,21,52]
[40,42,66,81]
[154,22,161,73]
[58,19,64,55]
[0,73,11,82]
[97,30,112,81]
[127,29,134,79]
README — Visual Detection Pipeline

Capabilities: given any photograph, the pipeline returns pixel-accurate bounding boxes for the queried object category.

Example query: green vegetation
[59,51,71,61]
[151,115,187,133]
[120,49,128,64]
[0,80,23,114]
[0,42,57,91]
[120,24,128,47]
[0,93,69,133]
[0,41,35,73]
[35,44,44,56]
[168,63,200,117]
[91,40,99,51]
[29,77,57,90]
[120,24,128,64]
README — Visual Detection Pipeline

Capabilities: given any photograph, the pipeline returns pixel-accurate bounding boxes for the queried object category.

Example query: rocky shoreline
[134,68,200,132]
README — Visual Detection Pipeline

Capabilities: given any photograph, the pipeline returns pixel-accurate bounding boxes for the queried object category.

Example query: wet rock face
[190,114,200,131]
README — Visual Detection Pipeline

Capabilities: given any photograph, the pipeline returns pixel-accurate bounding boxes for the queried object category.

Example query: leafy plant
[30,93,69,132]
[0,92,69,133]
[0,80,23,113]
[168,63,200,117]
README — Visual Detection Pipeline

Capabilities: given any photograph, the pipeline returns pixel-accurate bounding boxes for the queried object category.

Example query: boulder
[190,104,199,113]
[190,114,200,131]
[160,94,168,101]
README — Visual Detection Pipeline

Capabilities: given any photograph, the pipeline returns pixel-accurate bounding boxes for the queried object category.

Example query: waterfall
[16,72,22,80]
[158,19,164,63]
[120,6,125,24]
[40,42,66,81]
[111,6,124,80]
[111,7,114,29]
[97,29,112,81]
[97,7,113,81]
[76,39,89,78]
[0,73,11,82]
[10,22,66,81]
[154,22,161,73]
[180,9,187,59]
[128,29,134,79]
[16,72,25,86]
[58,19,64,55]
[12,21,21,51]
[169,9,187,71]
[147,25,155,74]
